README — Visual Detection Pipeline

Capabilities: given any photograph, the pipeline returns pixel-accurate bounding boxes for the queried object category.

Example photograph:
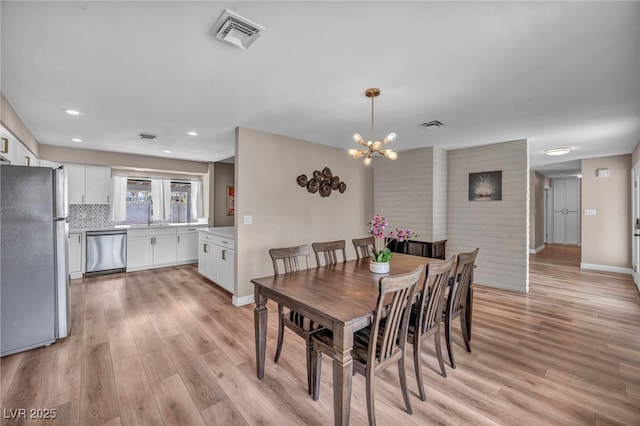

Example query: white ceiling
[2,1,639,170]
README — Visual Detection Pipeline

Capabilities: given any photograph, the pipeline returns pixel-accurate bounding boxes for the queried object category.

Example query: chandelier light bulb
[383,132,396,143]
[353,133,364,144]
[383,149,398,160]
[364,155,372,166]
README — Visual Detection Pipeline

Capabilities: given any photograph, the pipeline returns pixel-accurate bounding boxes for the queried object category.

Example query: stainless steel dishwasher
[85,229,127,276]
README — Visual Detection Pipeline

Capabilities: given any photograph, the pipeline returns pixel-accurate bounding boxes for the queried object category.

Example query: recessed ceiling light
[186,131,198,136]
[71,138,82,143]
[163,150,172,154]
[65,109,82,115]
[544,147,573,156]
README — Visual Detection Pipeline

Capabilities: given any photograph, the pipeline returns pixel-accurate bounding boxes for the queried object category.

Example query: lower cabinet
[177,227,200,262]
[68,231,84,278]
[198,231,235,294]
[126,226,204,272]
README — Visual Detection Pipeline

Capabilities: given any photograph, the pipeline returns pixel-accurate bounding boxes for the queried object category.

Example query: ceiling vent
[421,120,444,129]
[212,9,265,50]
[137,132,157,141]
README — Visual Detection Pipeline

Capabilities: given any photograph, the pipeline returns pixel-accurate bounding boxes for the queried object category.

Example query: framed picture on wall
[226,186,235,215]
[469,170,502,201]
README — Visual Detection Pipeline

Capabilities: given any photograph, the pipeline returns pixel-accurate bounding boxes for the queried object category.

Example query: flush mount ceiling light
[348,88,398,166]
[212,9,265,50]
[544,147,573,156]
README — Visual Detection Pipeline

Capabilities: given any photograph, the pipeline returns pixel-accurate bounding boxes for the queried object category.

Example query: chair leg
[398,353,413,415]
[305,338,313,395]
[365,367,376,426]
[413,333,426,401]
[274,305,285,363]
[460,310,472,353]
[434,325,447,378]
[445,314,456,369]
[310,344,322,401]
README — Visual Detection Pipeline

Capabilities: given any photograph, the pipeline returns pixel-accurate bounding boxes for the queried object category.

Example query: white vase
[370,261,390,274]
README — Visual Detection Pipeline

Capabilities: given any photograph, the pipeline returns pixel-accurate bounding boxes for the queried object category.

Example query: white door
[85,166,111,204]
[633,165,640,285]
[551,178,581,245]
[66,164,85,204]
[177,233,198,262]
[127,236,153,269]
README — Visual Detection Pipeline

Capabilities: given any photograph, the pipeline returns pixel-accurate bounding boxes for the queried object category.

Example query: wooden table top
[251,254,443,328]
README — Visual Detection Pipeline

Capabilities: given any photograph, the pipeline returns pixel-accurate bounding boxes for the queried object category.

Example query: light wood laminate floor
[1,245,639,425]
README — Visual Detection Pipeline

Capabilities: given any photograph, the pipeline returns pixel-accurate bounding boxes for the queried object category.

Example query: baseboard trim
[528,245,545,254]
[232,294,254,307]
[580,263,633,275]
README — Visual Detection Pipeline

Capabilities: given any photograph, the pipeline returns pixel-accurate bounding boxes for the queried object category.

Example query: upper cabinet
[1,129,38,167]
[66,163,111,204]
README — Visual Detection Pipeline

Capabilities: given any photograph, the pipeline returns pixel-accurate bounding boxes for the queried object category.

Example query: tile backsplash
[69,204,113,228]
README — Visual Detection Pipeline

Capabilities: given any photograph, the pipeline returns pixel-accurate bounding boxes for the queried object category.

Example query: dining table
[251,253,455,425]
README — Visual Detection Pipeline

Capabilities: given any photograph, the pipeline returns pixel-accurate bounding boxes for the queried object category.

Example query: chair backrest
[448,248,479,316]
[352,236,375,259]
[269,244,310,275]
[369,265,423,364]
[416,256,456,335]
[311,240,346,266]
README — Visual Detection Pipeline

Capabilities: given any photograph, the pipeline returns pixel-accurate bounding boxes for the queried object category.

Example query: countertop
[198,226,235,239]
[69,223,206,232]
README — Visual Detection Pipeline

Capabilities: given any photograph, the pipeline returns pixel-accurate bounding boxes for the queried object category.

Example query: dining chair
[269,244,323,394]
[407,256,455,401]
[311,240,346,266]
[310,265,423,426]
[352,236,375,259]
[443,248,479,369]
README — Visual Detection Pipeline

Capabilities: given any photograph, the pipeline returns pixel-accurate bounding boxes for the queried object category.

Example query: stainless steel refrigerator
[1,165,71,356]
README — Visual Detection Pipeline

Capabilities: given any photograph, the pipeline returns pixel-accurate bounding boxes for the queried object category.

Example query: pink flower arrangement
[369,214,413,262]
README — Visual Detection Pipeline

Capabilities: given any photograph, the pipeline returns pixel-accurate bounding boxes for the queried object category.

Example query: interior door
[551,177,581,245]
[633,165,640,285]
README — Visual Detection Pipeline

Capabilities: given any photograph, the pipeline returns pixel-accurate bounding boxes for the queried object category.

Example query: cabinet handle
[1,137,8,154]
[187,228,195,231]
[151,237,154,245]
[177,236,180,243]
[107,195,110,203]
[25,156,31,167]
[78,234,81,243]
[204,244,208,253]
[222,249,226,260]
[221,240,228,244]
[82,195,85,203]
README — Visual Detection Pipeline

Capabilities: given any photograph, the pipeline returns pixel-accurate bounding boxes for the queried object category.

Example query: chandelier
[348,88,398,166]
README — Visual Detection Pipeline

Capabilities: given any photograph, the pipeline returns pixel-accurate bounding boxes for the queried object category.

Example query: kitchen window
[116,179,192,225]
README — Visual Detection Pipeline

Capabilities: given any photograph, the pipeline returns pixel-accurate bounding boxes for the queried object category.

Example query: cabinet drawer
[127,227,177,238]
[177,225,206,235]
[198,232,235,249]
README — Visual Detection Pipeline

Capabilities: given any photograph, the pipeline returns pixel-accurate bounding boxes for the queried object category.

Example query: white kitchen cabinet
[66,163,110,204]
[198,228,235,294]
[177,226,201,262]
[68,231,84,278]
[126,227,178,271]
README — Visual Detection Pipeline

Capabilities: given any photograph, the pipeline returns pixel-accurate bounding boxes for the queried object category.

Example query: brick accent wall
[447,140,529,293]
[373,147,435,239]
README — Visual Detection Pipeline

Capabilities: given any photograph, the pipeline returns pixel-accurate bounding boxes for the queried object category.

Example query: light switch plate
[584,209,597,216]
[243,215,253,225]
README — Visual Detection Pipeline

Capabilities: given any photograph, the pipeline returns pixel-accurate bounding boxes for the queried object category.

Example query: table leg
[254,286,268,379]
[466,269,474,341]
[332,325,353,426]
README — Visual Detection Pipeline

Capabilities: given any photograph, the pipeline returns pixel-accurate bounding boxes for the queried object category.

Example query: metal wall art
[297,167,347,197]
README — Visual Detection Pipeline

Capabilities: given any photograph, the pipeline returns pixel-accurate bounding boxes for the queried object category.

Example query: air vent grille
[137,132,157,141]
[212,9,265,50]
[421,120,444,129]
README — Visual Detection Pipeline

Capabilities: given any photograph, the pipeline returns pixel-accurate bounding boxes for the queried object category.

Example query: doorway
[549,177,581,245]
[632,163,640,285]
